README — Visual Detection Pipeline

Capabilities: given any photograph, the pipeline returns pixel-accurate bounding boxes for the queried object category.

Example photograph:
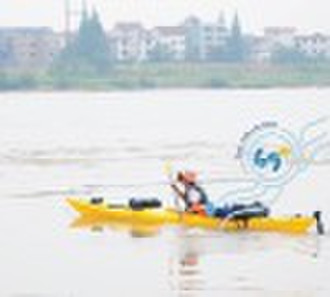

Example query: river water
[0,89,330,297]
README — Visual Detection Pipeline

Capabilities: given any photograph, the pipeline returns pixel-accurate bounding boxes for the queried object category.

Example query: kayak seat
[90,197,104,205]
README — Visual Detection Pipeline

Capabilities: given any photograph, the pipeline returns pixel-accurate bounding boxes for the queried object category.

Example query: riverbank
[1,62,330,91]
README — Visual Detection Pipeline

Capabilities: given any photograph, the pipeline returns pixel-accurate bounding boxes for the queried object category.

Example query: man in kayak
[171,170,269,219]
[171,170,209,215]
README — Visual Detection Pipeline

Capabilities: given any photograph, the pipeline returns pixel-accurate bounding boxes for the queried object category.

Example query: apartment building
[251,28,330,61]
[295,33,330,58]
[251,27,297,62]
[0,27,62,70]
[248,36,270,62]
[263,27,297,49]
[109,14,229,63]
[110,22,155,62]
[152,26,186,61]
[0,34,12,66]
[183,14,229,61]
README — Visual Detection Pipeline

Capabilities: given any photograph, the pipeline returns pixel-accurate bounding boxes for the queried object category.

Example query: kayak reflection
[69,215,163,237]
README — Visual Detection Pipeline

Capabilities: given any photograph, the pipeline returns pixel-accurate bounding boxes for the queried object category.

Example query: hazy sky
[0,0,330,34]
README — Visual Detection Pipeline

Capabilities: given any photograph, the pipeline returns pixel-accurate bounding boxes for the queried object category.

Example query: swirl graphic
[240,125,302,186]
[217,118,329,207]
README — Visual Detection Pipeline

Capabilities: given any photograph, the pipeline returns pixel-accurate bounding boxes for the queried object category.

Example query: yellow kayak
[67,197,319,234]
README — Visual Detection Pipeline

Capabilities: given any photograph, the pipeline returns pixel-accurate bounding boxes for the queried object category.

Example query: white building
[252,28,330,62]
[110,13,229,62]
[110,22,154,62]
[200,16,229,60]
[248,36,271,62]
[183,14,229,61]
[263,27,297,49]
[153,26,186,61]
[295,33,330,58]
[0,34,11,66]
[250,27,297,62]
[0,27,61,69]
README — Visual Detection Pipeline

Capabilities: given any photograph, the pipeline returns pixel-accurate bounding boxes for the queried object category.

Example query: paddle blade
[163,161,173,178]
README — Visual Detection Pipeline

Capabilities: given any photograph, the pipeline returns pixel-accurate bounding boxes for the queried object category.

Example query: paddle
[163,161,181,212]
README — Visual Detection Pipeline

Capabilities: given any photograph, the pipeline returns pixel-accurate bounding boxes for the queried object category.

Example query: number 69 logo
[240,126,301,186]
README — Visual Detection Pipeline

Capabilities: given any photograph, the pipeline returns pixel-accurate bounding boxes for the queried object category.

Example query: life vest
[183,184,209,215]
[189,203,207,216]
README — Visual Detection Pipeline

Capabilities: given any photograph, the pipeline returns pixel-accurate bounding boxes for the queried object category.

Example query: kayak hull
[67,198,316,234]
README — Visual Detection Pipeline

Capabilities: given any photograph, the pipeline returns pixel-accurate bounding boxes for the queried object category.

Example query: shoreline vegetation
[1,63,330,91]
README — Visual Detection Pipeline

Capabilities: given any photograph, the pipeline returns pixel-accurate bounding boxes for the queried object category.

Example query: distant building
[152,26,186,61]
[248,36,270,62]
[110,23,186,62]
[2,13,330,68]
[251,28,330,62]
[250,27,297,62]
[263,27,297,49]
[295,33,330,58]
[183,14,229,61]
[0,27,62,70]
[0,34,13,66]
[110,22,154,62]
[109,16,229,62]
[182,16,202,61]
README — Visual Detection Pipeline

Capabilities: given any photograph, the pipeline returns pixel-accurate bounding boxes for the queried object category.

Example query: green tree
[184,17,202,62]
[224,13,248,62]
[51,9,111,77]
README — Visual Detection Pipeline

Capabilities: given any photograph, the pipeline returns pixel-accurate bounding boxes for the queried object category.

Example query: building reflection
[69,216,324,295]
[167,228,323,296]
[168,229,206,295]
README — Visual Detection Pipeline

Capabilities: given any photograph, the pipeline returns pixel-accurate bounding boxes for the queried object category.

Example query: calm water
[0,89,330,297]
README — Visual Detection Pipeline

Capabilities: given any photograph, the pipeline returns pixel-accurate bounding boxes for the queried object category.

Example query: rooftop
[0,27,54,35]
[154,26,185,36]
[113,22,145,32]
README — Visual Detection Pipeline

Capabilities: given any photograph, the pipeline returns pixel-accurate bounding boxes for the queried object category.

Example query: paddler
[171,170,209,215]
[170,170,269,219]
